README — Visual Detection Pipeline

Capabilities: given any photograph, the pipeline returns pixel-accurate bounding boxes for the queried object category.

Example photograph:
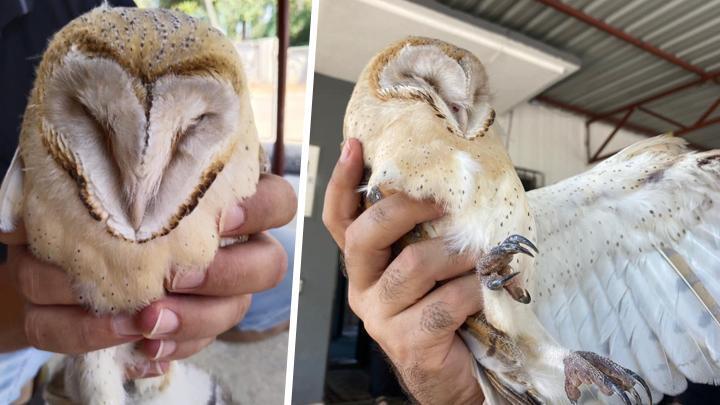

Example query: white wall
[496,102,648,185]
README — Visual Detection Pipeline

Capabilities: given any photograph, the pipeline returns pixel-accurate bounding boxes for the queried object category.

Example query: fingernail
[222,205,245,233]
[340,141,352,162]
[147,309,180,338]
[113,315,142,336]
[152,340,177,360]
[171,270,206,291]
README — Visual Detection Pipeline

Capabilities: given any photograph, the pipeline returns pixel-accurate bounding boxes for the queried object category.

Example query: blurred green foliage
[136,0,311,45]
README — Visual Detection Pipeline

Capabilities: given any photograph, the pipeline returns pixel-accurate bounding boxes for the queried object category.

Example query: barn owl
[345,37,720,404]
[0,6,262,404]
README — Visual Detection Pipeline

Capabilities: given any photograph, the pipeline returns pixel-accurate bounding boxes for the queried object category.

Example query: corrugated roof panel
[435,0,720,147]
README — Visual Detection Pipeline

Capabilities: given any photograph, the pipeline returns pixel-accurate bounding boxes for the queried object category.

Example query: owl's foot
[477,234,537,304]
[564,351,651,405]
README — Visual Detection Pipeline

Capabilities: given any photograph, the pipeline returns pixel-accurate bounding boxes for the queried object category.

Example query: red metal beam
[272,0,289,176]
[590,149,624,163]
[675,116,720,137]
[589,73,720,123]
[538,95,710,163]
[694,96,720,126]
[591,108,634,162]
[637,106,686,129]
[536,95,656,135]
[532,0,719,164]
[533,0,709,78]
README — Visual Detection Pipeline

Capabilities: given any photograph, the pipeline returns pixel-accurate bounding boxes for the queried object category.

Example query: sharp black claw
[507,234,539,253]
[517,290,531,304]
[368,186,383,204]
[607,378,632,405]
[516,245,534,257]
[498,243,534,257]
[624,367,652,404]
[629,387,642,405]
[487,272,520,290]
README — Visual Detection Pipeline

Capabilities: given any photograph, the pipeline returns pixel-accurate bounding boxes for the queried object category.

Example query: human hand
[322,139,484,404]
[0,173,296,378]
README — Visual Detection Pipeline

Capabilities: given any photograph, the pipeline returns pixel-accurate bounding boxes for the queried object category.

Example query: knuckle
[378,265,406,303]
[346,288,364,317]
[280,183,298,224]
[361,317,384,343]
[368,205,390,229]
[419,301,457,334]
[321,210,332,229]
[270,242,288,288]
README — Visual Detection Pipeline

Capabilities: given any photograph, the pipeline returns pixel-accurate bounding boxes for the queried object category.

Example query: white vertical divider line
[283,0,320,402]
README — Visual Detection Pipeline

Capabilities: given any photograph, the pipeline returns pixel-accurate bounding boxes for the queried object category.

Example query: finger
[322,138,365,249]
[137,294,252,341]
[221,174,297,236]
[0,222,27,245]
[395,274,483,338]
[11,246,76,305]
[371,238,476,316]
[138,337,215,361]
[167,233,287,296]
[344,194,443,290]
[126,361,171,379]
[24,305,142,354]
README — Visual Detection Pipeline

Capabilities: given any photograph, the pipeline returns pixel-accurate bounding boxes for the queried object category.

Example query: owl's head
[346,37,495,144]
[8,7,258,242]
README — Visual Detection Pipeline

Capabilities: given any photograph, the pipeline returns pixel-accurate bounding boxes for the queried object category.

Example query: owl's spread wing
[0,148,24,232]
[528,135,720,399]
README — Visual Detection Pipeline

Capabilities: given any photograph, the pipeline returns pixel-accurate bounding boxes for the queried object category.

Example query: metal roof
[436,0,720,153]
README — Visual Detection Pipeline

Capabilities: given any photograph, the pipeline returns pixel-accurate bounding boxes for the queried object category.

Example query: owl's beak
[450,103,468,134]
[130,194,147,231]
[127,176,155,232]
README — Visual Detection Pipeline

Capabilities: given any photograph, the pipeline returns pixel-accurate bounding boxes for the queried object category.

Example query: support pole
[273,0,289,176]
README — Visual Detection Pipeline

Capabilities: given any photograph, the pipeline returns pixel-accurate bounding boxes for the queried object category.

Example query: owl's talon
[497,242,534,257]
[564,351,650,404]
[610,381,632,405]
[486,272,520,290]
[516,289,531,304]
[367,186,383,204]
[505,234,539,253]
[629,386,643,405]
[624,366,652,403]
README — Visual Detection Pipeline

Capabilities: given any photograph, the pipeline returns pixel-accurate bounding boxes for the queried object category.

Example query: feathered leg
[64,343,170,404]
[476,234,537,304]
[563,351,652,405]
[65,346,126,405]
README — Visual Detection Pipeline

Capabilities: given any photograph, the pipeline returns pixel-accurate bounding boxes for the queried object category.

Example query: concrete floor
[189,332,289,405]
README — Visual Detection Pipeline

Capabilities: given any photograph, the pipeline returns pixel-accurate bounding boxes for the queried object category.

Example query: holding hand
[0,173,296,378]
[322,139,484,404]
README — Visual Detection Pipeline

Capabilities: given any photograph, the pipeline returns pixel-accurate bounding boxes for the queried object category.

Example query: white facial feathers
[42,49,241,241]
[377,43,492,138]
